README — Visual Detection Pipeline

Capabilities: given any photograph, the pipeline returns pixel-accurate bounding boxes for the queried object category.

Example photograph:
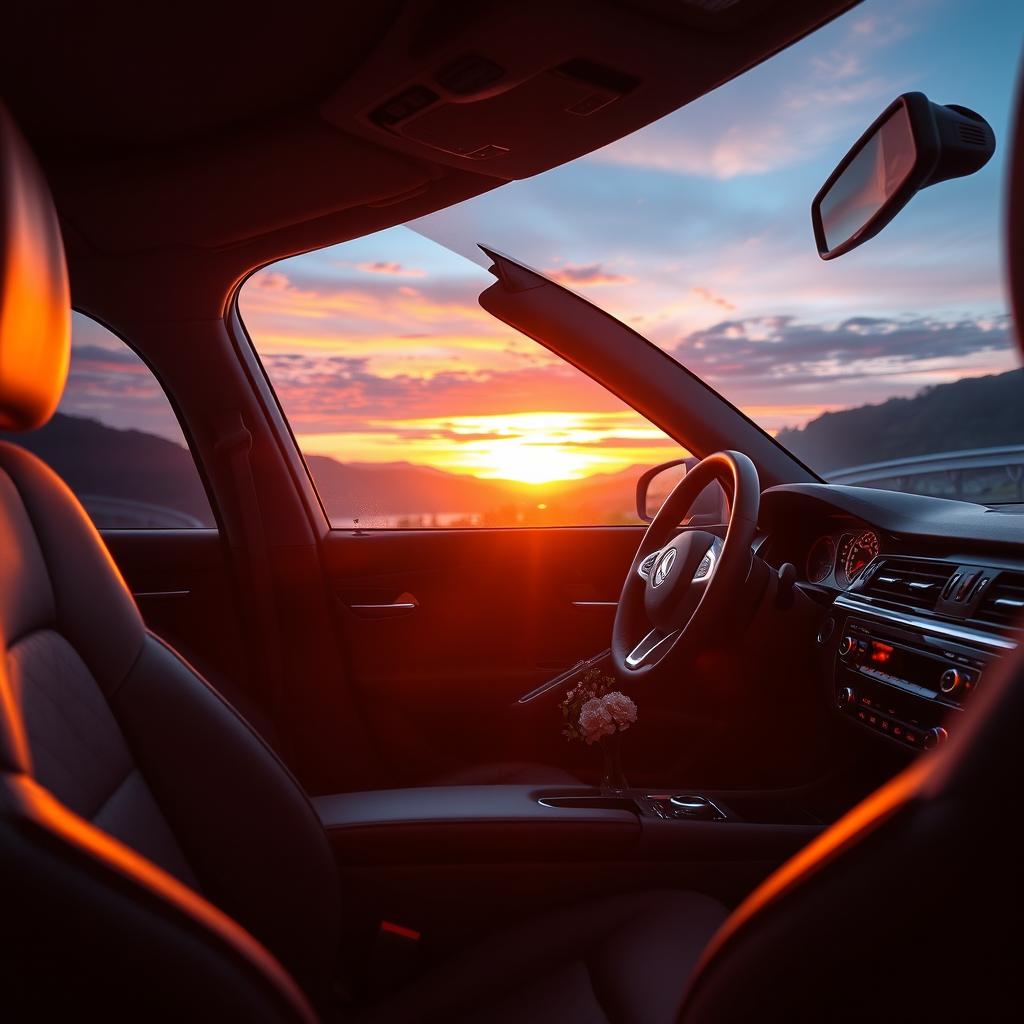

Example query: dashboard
[756,483,1024,758]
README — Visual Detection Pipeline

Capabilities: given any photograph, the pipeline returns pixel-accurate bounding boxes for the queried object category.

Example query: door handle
[345,592,419,618]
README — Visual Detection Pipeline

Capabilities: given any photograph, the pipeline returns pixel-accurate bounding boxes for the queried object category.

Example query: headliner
[2,0,858,320]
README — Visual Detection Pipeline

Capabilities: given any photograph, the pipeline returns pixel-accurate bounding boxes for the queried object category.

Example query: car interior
[1,1,1022,1021]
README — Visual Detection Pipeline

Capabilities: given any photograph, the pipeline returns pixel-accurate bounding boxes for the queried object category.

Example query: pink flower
[602,691,637,730]
[578,697,616,744]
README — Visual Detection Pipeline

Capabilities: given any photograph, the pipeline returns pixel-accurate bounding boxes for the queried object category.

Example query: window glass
[240,229,682,527]
[3,312,215,528]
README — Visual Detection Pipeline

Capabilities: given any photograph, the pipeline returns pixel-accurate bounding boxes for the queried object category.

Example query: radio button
[940,667,962,695]
[923,727,949,751]
[838,635,854,658]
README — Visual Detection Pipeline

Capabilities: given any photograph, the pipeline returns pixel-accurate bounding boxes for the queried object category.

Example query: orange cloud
[546,263,633,286]
[692,286,737,312]
[356,261,425,277]
[242,269,497,340]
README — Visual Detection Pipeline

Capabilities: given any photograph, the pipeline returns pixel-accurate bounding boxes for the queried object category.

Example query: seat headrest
[0,104,69,432]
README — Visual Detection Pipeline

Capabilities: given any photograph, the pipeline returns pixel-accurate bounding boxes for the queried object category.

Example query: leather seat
[355,890,727,1023]
[3,95,1023,1022]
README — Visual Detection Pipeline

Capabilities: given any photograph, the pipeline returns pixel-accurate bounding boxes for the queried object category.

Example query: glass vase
[599,732,629,795]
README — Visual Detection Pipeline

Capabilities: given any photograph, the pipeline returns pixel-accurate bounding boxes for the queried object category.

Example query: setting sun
[296,410,683,484]
[476,438,591,484]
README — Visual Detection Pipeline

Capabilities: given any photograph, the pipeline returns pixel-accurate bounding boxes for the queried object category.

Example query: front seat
[2,99,1021,1023]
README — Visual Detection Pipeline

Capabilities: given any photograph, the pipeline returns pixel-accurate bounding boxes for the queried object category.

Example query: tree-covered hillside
[776,369,1024,472]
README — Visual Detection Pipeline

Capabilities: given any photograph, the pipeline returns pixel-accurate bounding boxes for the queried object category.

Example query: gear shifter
[668,794,715,818]
[643,793,724,820]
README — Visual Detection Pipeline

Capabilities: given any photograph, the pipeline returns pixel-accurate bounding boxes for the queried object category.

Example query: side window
[239,227,681,528]
[3,312,215,529]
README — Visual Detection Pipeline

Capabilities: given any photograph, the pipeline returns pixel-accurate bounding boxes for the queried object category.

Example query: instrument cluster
[805,528,881,589]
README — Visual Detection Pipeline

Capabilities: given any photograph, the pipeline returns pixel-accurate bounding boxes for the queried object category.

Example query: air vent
[861,558,955,612]
[972,572,1024,630]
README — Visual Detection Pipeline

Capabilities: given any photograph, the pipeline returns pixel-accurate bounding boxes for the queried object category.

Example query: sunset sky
[66,0,1022,488]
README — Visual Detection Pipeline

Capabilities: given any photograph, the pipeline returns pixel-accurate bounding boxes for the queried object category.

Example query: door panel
[322,526,643,784]
[322,522,830,791]
[103,530,247,696]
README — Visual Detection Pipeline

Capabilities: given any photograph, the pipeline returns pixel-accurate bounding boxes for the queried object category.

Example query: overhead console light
[435,54,506,96]
[320,0,858,181]
[368,56,637,162]
[371,84,440,127]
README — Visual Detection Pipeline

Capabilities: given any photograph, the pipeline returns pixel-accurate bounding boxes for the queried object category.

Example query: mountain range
[5,368,1022,528]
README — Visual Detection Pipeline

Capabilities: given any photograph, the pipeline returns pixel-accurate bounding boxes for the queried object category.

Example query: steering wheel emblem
[652,547,677,587]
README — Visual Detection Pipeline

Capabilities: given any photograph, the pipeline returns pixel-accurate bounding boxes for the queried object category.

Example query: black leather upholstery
[358,890,728,1024]
[0,106,332,1020]
[0,439,340,1010]
[677,650,1024,1022]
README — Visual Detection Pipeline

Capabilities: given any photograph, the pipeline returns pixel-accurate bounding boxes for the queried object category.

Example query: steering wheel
[612,450,760,680]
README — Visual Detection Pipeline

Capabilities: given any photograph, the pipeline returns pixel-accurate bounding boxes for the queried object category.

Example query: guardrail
[80,495,209,529]
[829,445,1024,500]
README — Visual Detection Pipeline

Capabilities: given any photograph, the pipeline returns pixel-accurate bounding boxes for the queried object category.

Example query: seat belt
[214,412,288,749]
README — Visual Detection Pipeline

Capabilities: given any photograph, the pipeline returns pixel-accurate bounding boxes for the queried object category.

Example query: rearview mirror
[812,92,994,260]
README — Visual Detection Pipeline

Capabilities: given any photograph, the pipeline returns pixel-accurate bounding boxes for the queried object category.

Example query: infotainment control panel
[828,596,1012,751]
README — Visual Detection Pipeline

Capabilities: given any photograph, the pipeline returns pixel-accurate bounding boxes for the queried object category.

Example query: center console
[314,784,822,867]
[828,593,1009,751]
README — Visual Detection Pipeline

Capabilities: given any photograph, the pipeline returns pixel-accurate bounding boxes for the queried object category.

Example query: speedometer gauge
[841,530,880,585]
[805,536,836,583]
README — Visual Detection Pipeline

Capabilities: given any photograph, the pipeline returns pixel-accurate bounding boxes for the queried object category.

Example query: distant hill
[776,369,1024,472]
[306,455,647,527]
[7,369,1022,530]
[305,456,511,524]
[1,413,649,528]
[2,412,215,527]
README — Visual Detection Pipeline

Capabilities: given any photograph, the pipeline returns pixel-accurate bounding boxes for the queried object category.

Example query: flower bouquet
[560,667,637,794]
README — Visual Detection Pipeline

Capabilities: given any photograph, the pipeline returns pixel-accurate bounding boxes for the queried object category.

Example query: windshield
[408,0,1023,504]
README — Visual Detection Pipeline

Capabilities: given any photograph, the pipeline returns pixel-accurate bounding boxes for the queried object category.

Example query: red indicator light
[870,641,893,664]
[380,921,421,941]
